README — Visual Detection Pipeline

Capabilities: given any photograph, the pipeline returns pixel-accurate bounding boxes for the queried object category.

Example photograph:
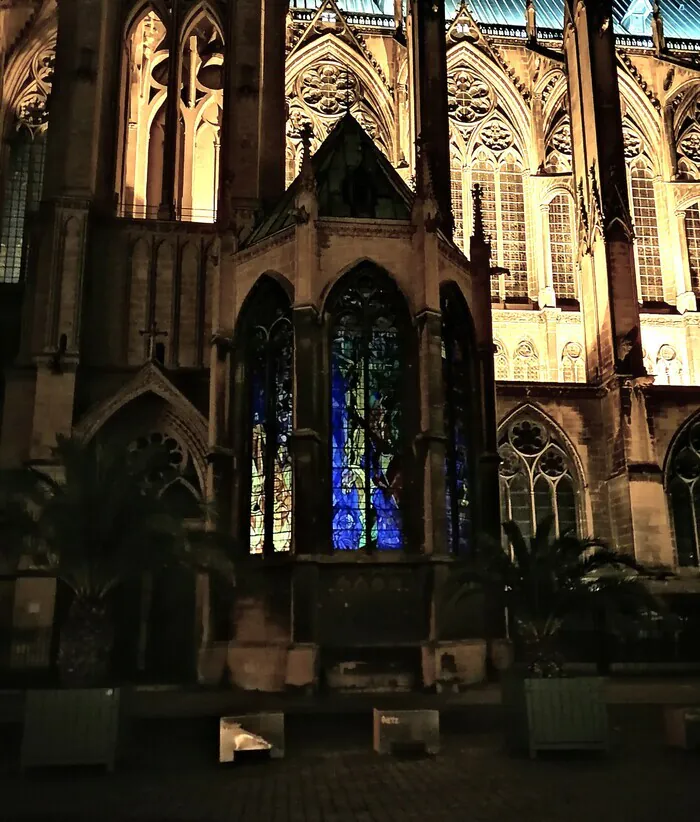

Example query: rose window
[300,64,360,116]
[447,69,494,124]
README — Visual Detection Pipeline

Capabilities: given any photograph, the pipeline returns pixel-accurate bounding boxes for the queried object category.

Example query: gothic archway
[666,413,700,567]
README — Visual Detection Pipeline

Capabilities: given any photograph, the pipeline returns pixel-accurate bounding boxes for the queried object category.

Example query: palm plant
[0,435,234,687]
[451,517,667,677]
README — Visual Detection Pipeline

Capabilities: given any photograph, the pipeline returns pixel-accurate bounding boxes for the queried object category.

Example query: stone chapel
[0,0,699,690]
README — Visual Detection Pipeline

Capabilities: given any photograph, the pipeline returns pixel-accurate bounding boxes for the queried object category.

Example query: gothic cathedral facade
[0,0,699,689]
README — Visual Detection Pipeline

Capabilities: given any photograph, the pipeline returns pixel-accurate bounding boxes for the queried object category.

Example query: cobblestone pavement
[0,710,697,822]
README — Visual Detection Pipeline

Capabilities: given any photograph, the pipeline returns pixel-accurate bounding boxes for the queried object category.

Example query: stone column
[416,309,448,556]
[674,210,697,314]
[538,202,557,307]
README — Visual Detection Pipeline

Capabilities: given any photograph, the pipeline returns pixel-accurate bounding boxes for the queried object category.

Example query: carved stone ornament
[447,69,494,125]
[479,120,513,152]
[549,119,572,155]
[563,341,582,359]
[287,104,314,138]
[679,129,700,164]
[658,343,677,361]
[14,40,55,133]
[622,125,643,159]
[299,63,360,116]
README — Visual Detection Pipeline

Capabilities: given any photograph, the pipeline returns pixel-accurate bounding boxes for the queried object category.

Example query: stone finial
[651,1,665,54]
[472,183,485,244]
[525,0,537,44]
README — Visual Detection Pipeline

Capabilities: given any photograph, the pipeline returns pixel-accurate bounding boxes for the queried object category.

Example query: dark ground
[0,705,697,822]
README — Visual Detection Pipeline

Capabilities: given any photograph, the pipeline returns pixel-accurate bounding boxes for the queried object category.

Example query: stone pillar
[409,0,452,236]
[674,210,697,314]
[416,309,448,556]
[543,307,560,381]
[538,202,557,307]
[218,0,287,231]
[563,0,644,380]
[158,0,181,221]
[0,0,121,464]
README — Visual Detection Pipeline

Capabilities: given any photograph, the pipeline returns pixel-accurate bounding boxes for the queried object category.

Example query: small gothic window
[247,283,293,555]
[0,129,47,283]
[513,340,540,381]
[561,341,585,383]
[685,202,700,294]
[548,193,577,301]
[499,415,579,539]
[329,266,408,551]
[442,287,472,555]
[494,340,509,379]
[629,163,663,302]
[667,418,700,567]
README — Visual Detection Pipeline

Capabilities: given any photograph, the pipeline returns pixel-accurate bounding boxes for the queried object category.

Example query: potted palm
[450,518,667,758]
[0,435,234,771]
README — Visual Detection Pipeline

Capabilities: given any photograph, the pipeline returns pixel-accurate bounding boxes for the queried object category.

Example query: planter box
[21,688,122,771]
[372,709,439,755]
[503,676,608,759]
[665,706,700,750]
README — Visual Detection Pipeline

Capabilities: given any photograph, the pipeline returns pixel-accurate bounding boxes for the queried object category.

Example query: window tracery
[329,266,407,552]
[0,40,53,283]
[667,417,700,567]
[655,344,685,385]
[561,341,585,383]
[684,202,700,295]
[512,340,540,381]
[494,340,509,379]
[544,114,572,173]
[447,67,495,125]
[499,415,579,539]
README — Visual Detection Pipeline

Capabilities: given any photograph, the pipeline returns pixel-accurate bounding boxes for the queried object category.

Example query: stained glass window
[247,283,293,555]
[548,193,577,300]
[629,164,663,302]
[442,287,471,555]
[0,129,46,284]
[329,268,406,551]
[686,203,700,295]
[667,418,700,567]
[499,415,579,539]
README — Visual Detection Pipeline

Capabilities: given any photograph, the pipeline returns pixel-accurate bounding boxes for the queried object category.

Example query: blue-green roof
[290,0,700,42]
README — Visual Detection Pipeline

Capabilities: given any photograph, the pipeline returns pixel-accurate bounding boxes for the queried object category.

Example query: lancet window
[245,281,293,555]
[548,193,577,301]
[442,286,472,555]
[329,266,409,552]
[685,202,700,295]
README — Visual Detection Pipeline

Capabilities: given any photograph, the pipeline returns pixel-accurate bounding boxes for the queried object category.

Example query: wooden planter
[503,676,608,758]
[21,688,122,772]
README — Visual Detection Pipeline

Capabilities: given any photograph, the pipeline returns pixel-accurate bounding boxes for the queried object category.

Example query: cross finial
[139,319,168,362]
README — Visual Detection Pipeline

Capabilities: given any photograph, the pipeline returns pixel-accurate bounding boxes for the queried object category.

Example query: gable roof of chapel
[245,113,413,246]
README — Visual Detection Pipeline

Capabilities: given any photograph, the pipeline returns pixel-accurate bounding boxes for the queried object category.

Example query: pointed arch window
[0,127,47,283]
[442,286,472,555]
[667,417,700,567]
[685,202,700,295]
[246,283,293,555]
[513,340,540,381]
[494,340,509,379]
[548,193,577,301]
[329,266,410,551]
[629,162,663,302]
[470,155,528,301]
[499,415,579,539]
[116,9,169,218]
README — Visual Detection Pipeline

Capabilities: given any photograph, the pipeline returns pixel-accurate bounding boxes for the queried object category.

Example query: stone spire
[525,0,537,44]
[651,1,666,54]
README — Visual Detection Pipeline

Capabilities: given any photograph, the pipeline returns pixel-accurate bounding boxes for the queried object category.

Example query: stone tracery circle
[447,68,494,125]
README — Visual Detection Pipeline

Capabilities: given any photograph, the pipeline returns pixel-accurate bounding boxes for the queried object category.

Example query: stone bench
[219,712,285,762]
[372,709,440,756]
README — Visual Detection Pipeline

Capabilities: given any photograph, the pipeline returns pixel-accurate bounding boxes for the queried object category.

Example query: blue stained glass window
[330,271,404,551]
[442,289,472,555]
[248,289,293,555]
